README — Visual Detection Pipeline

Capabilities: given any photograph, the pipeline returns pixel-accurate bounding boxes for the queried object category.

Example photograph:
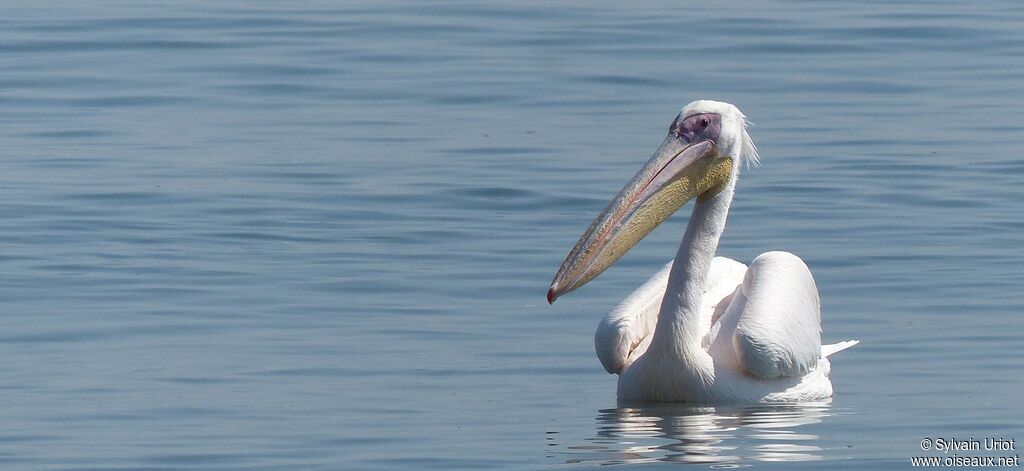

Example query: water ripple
[1,1,1021,470]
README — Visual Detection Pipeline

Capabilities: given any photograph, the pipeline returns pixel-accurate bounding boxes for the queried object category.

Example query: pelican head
[548,100,758,303]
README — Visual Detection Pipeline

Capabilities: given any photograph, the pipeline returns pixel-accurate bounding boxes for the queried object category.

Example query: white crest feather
[740,117,760,168]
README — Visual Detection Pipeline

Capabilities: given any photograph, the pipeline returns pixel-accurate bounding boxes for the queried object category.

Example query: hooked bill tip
[546,287,558,304]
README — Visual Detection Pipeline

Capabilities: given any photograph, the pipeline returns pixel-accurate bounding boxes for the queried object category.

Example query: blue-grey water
[2,1,1022,469]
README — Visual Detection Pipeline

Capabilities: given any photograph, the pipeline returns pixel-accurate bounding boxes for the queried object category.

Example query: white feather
[595,257,746,374]
[732,251,821,379]
[595,261,672,374]
[593,100,856,403]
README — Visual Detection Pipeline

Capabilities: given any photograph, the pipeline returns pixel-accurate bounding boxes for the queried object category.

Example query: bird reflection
[561,403,832,465]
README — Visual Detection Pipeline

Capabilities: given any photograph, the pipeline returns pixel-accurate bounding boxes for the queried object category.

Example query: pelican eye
[700,117,710,128]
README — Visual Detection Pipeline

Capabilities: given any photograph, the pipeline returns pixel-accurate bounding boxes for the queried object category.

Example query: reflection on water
[557,403,834,466]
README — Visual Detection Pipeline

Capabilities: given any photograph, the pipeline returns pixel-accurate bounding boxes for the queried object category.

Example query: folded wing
[730,251,822,379]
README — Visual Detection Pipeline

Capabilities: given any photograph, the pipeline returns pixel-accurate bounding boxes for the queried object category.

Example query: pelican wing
[731,251,822,379]
[596,257,747,375]
[595,262,672,374]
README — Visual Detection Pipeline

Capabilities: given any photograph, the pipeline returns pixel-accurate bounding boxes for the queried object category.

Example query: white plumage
[598,253,857,403]
[551,100,857,403]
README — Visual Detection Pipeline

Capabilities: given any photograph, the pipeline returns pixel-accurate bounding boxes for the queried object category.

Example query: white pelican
[548,100,858,403]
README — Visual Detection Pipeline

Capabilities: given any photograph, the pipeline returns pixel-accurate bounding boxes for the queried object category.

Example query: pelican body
[548,100,857,403]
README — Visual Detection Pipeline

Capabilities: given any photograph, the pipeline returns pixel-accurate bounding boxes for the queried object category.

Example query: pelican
[548,100,858,403]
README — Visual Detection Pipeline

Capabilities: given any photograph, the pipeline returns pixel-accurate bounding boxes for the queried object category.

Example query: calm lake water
[2,1,1022,469]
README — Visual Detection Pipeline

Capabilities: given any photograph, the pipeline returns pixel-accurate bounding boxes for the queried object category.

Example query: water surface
[1,1,1022,469]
